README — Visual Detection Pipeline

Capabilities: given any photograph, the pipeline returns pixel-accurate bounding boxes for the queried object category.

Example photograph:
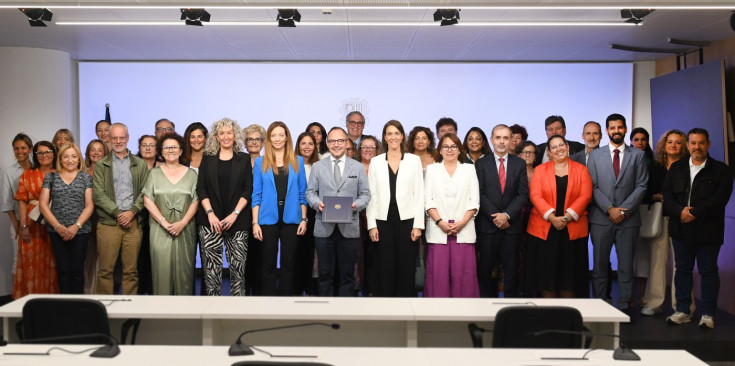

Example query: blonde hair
[262,121,298,174]
[654,129,688,167]
[203,118,244,155]
[56,143,86,172]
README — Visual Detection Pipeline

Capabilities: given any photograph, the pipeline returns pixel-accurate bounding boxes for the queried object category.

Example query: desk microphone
[530,329,640,361]
[4,332,120,358]
[229,322,340,356]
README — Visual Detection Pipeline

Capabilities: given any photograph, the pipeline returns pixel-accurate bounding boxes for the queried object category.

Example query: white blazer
[424,162,480,244]
[367,152,425,230]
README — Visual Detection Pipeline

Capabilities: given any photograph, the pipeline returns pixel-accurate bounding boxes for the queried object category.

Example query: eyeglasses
[162,145,180,151]
[35,150,54,156]
[327,139,347,145]
[346,148,355,152]
[348,121,365,127]
[521,150,535,156]
[141,144,156,149]
[246,137,264,144]
[360,145,377,151]
[156,127,174,133]
[441,145,459,151]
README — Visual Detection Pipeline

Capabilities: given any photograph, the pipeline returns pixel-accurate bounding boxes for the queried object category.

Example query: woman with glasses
[367,120,425,297]
[244,124,266,168]
[424,134,480,297]
[295,131,319,295]
[39,143,94,294]
[356,135,381,295]
[82,139,107,294]
[197,118,252,296]
[183,122,208,173]
[462,127,491,164]
[306,122,329,160]
[252,121,307,296]
[138,135,159,170]
[13,141,59,298]
[525,135,592,298]
[516,141,537,183]
[143,133,199,295]
[346,139,356,159]
[242,124,265,295]
[406,126,436,170]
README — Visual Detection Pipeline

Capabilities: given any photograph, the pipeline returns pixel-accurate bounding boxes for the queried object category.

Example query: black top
[275,166,288,202]
[195,152,254,232]
[388,164,398,208]
[555,175,568,216]
[218,158,232,203]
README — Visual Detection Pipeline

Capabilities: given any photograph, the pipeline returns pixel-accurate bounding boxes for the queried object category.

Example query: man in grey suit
[570,121,602,166]
[306,127,370,296]
[586,114,648,312]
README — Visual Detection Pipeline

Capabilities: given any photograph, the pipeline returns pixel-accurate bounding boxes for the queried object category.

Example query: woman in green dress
[143,133,199,295]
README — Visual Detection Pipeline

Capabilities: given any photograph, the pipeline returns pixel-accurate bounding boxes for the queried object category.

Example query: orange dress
[13,169,59,299]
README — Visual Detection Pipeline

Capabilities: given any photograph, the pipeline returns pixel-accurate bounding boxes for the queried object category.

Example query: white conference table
[0,345,708,366]
[0,295,628,349]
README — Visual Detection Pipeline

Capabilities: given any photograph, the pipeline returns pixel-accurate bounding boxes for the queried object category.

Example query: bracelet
[252,222,259,226]
[205,209,214,215]
[435,218,443,225]
[76,222,82,229]
[233,209,241,215]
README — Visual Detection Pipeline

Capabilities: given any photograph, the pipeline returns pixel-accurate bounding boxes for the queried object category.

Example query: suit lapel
[210,156,222,204]
[489,156,502,195]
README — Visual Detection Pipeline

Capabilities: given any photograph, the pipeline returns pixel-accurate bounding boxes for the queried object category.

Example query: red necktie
[499,157,506,193]
[613,148,620,179]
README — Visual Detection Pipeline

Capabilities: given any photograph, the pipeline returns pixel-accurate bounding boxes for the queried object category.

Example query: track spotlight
[433,9,460,26]
[277,9,301,27]
[620,9,654,24]
[180,8,210,26]
[19,8,52,27]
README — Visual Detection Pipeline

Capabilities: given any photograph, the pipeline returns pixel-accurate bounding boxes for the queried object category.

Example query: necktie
[613,148,620,179]
[334,159,342,186]
[499,157,506,193]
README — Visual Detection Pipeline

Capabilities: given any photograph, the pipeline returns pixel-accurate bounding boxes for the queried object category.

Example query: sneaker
[641,307,662,316]
[699,315,714,329]
[666,312,692,325]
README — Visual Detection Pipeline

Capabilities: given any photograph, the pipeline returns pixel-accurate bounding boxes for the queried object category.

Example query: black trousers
[315,226,358,297]
[374,205,417,297]
[260,222,299,296]
[50,232,90,294]
[477,230,519,298]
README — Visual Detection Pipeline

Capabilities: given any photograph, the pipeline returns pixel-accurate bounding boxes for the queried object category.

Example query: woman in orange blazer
[525,135,592,298]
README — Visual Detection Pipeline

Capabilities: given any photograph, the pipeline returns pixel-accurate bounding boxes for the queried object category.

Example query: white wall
[0,47,74,296]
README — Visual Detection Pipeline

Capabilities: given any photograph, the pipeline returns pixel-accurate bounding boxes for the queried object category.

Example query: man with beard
[586,114,648,314]
[571,121,602,166]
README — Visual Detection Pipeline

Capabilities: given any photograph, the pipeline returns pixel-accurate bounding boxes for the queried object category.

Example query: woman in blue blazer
[252,121,308,296]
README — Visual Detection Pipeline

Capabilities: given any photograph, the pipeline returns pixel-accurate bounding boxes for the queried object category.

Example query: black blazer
[195,152,253,232]
[663,156,733,246]
[535,140,585,166]
[475,153,529,235]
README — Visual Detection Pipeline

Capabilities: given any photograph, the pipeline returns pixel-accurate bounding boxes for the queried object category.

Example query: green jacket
[92,150,149,226]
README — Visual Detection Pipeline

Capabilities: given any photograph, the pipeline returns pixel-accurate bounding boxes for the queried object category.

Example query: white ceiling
[0,0,733,61]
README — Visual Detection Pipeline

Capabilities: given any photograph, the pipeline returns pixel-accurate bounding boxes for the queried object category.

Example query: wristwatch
[435,218,443,225]
[205,209,214,215]
[301,217,308,223]
[234,209,241,215]
[76,222,82,229]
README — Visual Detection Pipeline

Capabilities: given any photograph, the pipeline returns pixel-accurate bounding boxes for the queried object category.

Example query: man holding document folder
[306,127,371,296]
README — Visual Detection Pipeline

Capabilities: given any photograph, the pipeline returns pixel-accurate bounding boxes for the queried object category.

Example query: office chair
[19,298,112,345]
[492,305,590,348]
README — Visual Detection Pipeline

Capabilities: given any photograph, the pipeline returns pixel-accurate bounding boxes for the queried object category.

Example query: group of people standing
[1,113,730,329]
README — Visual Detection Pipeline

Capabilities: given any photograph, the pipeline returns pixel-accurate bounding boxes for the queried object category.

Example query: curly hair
[654,129,687,167]
[157,133,187,164]
[406,126,435,155]
[203,118,244,155]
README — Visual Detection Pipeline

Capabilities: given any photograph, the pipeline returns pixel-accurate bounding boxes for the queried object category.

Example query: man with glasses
[306,127,370,296]
[154,118,175,162]
[346,111,367,148]
[93,123,149,294]
[534,115,585,166]
[475,124,529,297]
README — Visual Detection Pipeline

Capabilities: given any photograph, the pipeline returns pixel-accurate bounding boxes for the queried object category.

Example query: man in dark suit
[535,115,585,166]
[570,121,602,166]
[475,124,529,297]
[306,127,371,296]
[586,114,648,312]
[663,128,732,329]
[345,111,367,148]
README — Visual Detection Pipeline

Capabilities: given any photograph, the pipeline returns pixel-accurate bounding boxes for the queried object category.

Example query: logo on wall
[340,97,370,126]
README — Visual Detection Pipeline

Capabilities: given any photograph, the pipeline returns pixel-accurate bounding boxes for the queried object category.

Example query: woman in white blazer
[424,133,480,297]
[367,120,424,297]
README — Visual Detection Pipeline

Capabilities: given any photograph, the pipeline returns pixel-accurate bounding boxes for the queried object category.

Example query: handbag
[638,201,663,239]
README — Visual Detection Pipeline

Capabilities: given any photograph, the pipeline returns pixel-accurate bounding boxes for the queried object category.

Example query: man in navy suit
[535,115,585,166]
[475,124,529,297]
[586,114,648,312]
[306,127,370,296]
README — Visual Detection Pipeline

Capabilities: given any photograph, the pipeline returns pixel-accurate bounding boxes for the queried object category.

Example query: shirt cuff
[504,212,510,221]
[542,209,554,221]
[566,208,579,221]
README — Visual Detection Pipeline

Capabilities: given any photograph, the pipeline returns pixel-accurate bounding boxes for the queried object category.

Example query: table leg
[406,321,417,347]
[202,319,221,345]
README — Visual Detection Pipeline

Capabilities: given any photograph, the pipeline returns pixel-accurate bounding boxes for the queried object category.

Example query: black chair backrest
[22,298,111,345]
[492,306,585,348]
